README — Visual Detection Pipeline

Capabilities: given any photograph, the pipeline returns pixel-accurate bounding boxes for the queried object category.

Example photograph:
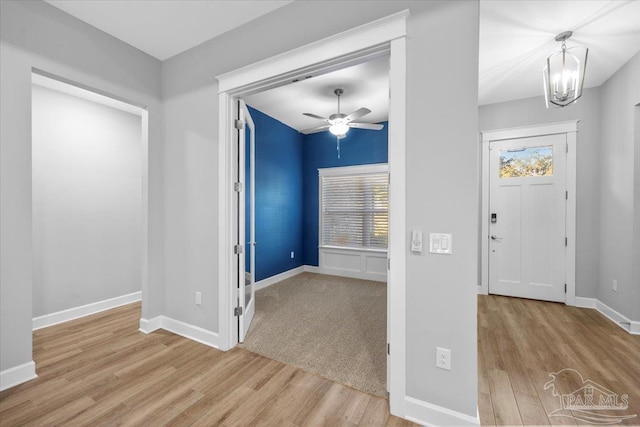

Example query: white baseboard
[304,265,321,274]
[574,296,597,309]
[252,264,386,291]
[574,297,637,335]
[303,265,386,282]
[138,315,219,349]
[161,317,219,348]
[0,360,37,391]
[404,396,480,426]
[33,291,141,331]
[595,299,632,334]
[139,316,162,334]
[253,263,388,291]
[254,266,304,291]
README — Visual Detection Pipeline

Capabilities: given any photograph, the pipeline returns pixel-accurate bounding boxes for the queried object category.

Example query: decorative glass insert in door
[499,145,553,178]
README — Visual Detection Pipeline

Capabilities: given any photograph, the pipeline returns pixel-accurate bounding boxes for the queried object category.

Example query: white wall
[598,53,640,319]
[479,87,602,299]
[162,0,479,419]
[633,105,640,323]
[32,84,141,317]
[1,0,163,375]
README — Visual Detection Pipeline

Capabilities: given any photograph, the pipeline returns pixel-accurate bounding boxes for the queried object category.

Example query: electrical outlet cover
[436,347,451,370]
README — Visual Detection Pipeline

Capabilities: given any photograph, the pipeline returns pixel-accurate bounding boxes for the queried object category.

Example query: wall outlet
[195,291,202,305]
[291,251,295,259]
[612,279,617,292]
[436,347,451,371]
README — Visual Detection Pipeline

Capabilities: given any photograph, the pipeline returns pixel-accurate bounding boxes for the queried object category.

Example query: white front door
[238,100,255,342]
[489,134,566,302]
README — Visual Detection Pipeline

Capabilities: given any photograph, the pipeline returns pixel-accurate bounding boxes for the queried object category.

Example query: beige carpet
[239,272,387,397]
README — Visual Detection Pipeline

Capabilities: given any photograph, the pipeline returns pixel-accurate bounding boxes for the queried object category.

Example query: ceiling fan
[301,88,384,139]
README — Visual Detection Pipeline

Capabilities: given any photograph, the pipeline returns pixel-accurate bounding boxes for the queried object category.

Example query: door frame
[216,10,409,416]
[238,100,255,342]
[479,121,578,305]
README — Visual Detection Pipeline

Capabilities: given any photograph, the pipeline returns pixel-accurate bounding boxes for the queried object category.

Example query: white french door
[238,100,255,342]
[489,134,566,302]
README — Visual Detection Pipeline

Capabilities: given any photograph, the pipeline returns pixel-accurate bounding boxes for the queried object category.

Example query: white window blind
[320,167,388,250]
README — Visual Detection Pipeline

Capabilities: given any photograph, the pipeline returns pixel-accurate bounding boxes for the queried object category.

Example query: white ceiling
[479,0,640,105]
[244,56,390,132]
[44,0,293,61]
[43,0,640,110]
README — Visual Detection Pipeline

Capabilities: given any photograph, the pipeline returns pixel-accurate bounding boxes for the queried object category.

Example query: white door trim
[480,121,578,305]
[238,100,255,342]
[216,10,409,417]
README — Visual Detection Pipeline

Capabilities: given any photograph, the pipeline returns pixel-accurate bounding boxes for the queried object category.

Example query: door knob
[491,235,502,241]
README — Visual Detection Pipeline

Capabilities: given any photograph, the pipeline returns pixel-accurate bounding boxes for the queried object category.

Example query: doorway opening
[480,121,578,305]
[216,10,408,415]
[30,70,149,330]
[235,56,391,396]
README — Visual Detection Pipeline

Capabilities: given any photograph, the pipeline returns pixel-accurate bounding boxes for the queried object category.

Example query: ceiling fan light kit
[329,121,349,137]
[543,31,588,108]
[302,88,384,158]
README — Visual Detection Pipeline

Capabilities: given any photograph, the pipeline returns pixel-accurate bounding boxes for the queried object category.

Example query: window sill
[319,245,388,254]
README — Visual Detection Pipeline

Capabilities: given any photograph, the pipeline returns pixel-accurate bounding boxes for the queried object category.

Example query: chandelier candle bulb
[543,31,588,108]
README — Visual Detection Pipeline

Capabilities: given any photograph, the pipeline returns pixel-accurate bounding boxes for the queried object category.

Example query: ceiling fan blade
[344,108,371,123]
[303,113,330,122]
[301,124,331,134]
[348,122,384,131]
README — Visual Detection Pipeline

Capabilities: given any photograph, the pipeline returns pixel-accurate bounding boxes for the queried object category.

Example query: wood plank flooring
[2,296,639,426]
[478,295,640,426]
[0,303,414,426]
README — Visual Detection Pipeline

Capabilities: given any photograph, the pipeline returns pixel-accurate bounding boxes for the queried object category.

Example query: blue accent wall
[248,106,304,281]
[248,103,388,279]
[302,124,388,266]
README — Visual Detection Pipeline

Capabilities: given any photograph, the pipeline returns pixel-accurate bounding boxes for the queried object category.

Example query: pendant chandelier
[543,31,588,108]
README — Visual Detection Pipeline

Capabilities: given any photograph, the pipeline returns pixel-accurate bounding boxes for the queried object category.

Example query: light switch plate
[411,230,423,253]
[430,233,453,254]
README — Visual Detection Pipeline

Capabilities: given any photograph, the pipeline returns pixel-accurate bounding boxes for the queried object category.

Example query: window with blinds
[320,165,389,250]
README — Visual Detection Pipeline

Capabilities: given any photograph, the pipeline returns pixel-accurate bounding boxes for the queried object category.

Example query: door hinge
[566,191,568,200]
[387,258,390,270]
[566,143,569,153]
[565,237,568,246]
[234,119,244,130]
[387,343,390,355]
[234,244,243,255]
[234,182,243,192]
[565,283,567,293]
[234,306,243,316]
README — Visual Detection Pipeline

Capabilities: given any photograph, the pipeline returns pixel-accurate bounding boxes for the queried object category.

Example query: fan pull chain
[337,137,341,159]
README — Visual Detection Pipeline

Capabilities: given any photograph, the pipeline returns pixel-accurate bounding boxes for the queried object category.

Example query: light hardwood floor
[3,296,639,426]
[479,295,640,426]
[0,303,414,426]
